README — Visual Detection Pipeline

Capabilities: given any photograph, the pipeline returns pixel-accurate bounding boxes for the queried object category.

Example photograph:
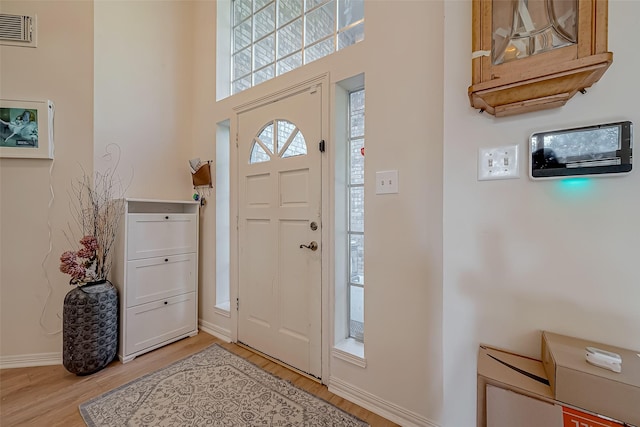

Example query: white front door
[237,85,322,378]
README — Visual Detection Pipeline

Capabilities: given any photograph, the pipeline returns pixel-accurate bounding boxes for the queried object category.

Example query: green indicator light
[556,177,592,195]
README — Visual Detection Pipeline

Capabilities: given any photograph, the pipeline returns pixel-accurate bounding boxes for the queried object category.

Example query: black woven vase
[63,280,118,375]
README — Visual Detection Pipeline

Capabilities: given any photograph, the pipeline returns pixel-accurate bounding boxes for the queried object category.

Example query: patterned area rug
[79,344,368,426]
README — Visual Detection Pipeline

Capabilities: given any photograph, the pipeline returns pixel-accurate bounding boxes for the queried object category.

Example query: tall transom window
[232,0,364,95]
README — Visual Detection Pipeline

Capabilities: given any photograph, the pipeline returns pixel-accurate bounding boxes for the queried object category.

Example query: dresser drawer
[124,292,197,356]
[125,254,196,307]
[127,213,197,260]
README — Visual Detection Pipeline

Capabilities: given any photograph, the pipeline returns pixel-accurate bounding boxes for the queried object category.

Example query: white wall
[195,1,444,424]
[5,1,638,426]
[191,0,221,338]
[1,0,203,360]
[329,2,444,423]
[94,0,195,199]
[442,1,640,426]
[0,1,94,359]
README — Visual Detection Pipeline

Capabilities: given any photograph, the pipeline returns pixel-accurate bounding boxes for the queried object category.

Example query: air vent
[0,13,37,47]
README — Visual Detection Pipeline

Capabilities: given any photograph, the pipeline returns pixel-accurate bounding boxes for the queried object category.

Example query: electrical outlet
[376,170,398,194]
[478,145,519,181]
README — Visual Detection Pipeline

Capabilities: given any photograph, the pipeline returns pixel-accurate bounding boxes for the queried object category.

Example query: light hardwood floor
[0,332,399,426]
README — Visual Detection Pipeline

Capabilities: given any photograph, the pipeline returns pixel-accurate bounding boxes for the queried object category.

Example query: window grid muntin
[347,88,364,341]
[231,0,364,94]
[249,119,307,164]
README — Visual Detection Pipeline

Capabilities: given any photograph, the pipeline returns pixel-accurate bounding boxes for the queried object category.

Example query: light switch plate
[376,170,398,194]
[478,145,519,181]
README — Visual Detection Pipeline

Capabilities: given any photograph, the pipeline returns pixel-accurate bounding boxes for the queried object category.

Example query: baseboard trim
[328,376,439,427]
[0,323,231,369]
[199,319,232,343]
[0,352,62,369]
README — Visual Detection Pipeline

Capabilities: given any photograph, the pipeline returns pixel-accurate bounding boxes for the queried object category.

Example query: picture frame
[0,99,54,159]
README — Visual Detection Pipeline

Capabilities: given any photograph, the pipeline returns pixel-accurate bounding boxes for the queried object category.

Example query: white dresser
[112,199,199,363]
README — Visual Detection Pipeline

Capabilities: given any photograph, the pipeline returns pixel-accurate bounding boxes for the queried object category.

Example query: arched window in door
[249,119,307,164]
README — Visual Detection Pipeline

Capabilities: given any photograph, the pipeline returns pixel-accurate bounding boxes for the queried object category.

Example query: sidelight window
[347,88,364,341]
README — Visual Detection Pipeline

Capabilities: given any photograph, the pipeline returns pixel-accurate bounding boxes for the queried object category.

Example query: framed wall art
[0,99,54,159]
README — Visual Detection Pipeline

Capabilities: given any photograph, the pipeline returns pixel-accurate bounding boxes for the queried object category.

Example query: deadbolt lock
[310,221,318,231]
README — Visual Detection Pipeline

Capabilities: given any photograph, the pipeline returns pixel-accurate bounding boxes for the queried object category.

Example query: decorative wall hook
[190,159,213,207]
[192,160,212,188]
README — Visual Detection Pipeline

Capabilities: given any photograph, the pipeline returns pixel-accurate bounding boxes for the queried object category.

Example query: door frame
[229,74,330,382]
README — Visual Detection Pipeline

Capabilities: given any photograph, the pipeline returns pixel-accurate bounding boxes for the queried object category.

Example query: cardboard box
[478,345,628,427]
[486,384,562,427]
[478,345,556,427]
[561,406,626,427]
[542,331,640,426]
[485,386,626,427]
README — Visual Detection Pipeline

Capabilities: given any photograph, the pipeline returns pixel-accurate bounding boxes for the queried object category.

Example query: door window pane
[250,141,271,163]
[277,120,297,154]
[258,123,275,153]
[282,131,307,158]
[250,120,307,164]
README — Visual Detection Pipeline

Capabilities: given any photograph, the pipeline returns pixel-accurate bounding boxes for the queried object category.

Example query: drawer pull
[164,301,168,305]
[164,258,169,262]
[165,216,169,220]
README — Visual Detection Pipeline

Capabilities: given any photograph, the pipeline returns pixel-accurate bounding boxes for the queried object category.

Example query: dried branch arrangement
[60,169,125,286]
